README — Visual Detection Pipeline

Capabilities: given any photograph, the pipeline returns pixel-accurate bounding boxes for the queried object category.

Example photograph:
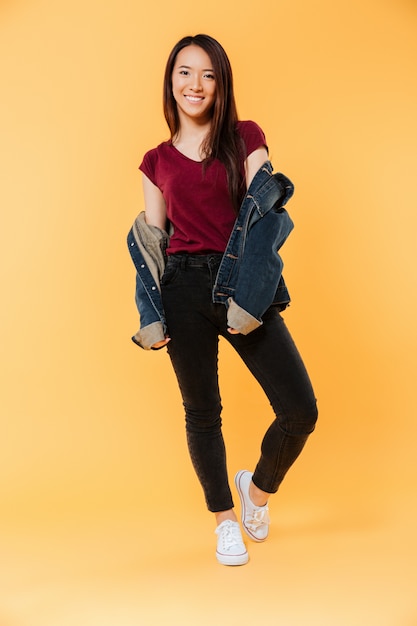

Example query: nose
[191,73,202,91]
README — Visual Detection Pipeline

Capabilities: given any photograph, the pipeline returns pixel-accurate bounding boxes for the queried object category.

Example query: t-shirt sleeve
[139,149,158,186]
[238,120,268,157]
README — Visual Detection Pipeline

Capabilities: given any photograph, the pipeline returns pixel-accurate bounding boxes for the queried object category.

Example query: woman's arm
[228,146,269,335]
[142,173,167,230]
[141,173,171,348]
[244,147,269,190]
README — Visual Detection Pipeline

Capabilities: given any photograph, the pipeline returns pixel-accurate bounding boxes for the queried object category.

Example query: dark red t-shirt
[139,120,267,254]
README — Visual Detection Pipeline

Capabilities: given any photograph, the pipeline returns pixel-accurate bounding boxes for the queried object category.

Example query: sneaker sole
[216,551,249,566]
[235,470,269,543]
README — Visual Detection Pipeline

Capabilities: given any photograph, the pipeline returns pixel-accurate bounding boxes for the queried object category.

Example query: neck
[175,113,211,140]
[173,116,212,160]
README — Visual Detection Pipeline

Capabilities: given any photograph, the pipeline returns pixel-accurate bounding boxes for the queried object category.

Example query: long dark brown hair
[163,34,244,210]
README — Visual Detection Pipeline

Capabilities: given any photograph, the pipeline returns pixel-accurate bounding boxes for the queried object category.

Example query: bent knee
[281,399,318,436]
[184,403,222,435]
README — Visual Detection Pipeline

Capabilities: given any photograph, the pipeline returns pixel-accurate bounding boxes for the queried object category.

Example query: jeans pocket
[160,260,179,286]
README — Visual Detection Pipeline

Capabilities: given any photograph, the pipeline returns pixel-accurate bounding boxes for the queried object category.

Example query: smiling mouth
[185,95,204,103]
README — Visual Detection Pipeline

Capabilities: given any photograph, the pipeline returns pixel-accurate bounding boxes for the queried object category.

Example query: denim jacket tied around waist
[127,161,294,350]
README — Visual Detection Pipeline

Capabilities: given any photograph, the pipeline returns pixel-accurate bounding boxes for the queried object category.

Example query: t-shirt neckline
[168,142,204,164]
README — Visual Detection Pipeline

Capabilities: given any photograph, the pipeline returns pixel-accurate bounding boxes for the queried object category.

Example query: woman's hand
[227,328,240,335]
[151,337,171,349]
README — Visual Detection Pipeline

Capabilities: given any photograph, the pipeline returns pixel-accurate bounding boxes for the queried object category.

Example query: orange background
[1,0,416,624]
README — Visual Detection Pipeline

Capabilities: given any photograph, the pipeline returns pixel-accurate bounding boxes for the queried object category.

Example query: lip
[184,95,204,103]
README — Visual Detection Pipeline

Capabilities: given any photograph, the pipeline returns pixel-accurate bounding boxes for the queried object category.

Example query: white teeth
[185,96,203,102]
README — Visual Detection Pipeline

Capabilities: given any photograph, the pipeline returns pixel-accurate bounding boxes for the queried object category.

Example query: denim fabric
[213,161,294,322]
[161,254,318,513]
[127,226,168,345]
[127,161,294,348]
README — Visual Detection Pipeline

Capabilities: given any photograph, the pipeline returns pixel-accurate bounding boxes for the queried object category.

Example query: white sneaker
[235,470,270,542]
[215,520,249,566]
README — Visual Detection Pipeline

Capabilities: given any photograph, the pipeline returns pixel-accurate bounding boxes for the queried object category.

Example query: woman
[134,34,318,566]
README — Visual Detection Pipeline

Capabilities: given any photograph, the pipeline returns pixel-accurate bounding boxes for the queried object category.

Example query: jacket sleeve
[226,207,294,334]
[132,273,167,350]
[127,224,168,350]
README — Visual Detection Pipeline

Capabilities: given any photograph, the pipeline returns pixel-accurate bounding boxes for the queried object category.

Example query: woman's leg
[225,306,318,494]
[161,255,234,513]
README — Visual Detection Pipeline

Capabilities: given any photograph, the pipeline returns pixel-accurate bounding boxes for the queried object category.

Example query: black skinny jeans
[161,253,318,513]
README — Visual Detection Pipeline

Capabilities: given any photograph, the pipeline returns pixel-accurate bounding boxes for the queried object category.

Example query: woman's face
[171,45,217,125]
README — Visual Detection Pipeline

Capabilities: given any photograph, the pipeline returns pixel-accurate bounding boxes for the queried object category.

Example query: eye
[203,73,215,80]
[179,70,190,76]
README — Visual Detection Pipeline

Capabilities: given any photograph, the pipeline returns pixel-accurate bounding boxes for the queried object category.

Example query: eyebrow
[178,65,214,72]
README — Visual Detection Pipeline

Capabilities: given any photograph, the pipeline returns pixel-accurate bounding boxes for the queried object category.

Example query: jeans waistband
[167,253,223,268]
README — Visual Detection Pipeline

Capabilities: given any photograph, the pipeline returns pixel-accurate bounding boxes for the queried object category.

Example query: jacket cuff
[131,321,166,350]
[227,298,262,335]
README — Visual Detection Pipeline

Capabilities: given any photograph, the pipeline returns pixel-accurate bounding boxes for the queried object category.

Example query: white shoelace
[216,521,244,551]
[247,506,270,531]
